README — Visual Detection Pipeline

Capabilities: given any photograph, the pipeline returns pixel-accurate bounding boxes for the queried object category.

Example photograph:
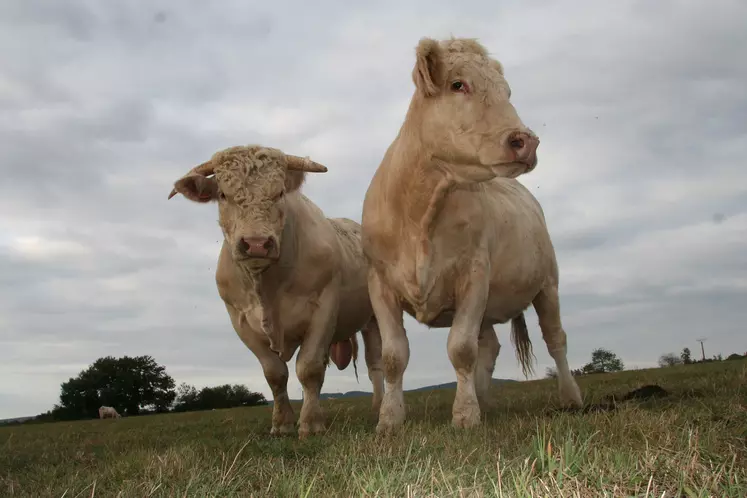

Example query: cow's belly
[483,285,541,324]
[399,278,542,329]
[388,248,548,329]
[333,283,373,342]
[482,247,552,323]
[400,282,542,328]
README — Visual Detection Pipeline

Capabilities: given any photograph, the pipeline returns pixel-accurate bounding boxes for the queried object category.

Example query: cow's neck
[384,118,458,307]
[235,206,300,357]
[387,129,451,229]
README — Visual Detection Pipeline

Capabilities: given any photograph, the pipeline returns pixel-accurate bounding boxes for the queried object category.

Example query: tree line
[657,347,746,367]
[26,355,267,424]
[546,346,746,379]
[11,345,746,424]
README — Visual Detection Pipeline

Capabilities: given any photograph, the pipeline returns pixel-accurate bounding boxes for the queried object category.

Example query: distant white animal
[98,406,121,419]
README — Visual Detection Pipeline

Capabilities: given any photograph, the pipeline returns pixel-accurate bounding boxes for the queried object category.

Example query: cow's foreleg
[533,285,583,407]
[361,318,384,416]
[296,277,340,439]
[369,269,408,435]
[258,351,296,436]
[227,303,295,435]
[448,260,490,429]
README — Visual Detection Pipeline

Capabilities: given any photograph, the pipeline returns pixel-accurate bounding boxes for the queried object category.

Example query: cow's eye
[274,190,285,201]
[451,80,468,93]
[218,191,226,200]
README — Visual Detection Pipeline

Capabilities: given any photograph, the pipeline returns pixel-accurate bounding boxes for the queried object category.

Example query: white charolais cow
[98,406,121,419]
[361,37,583,434]
[168,145,384,439]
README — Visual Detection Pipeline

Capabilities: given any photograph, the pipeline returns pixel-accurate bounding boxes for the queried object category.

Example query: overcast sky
[1,0,745,419]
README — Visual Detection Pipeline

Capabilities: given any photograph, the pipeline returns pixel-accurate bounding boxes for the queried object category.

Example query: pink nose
[239,236,275,258]
[507,131,540,166]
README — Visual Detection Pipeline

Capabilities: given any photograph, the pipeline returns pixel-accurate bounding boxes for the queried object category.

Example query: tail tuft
[351,334,360,383]
[510,312,536,378]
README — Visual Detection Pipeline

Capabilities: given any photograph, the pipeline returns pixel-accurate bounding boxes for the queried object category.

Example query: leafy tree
[658,353,682,367]
[680,347,693,364]
[57,355,176,419]
[545,367,558,379]
[580,348,624,374]
[173,382,199,409]
[172,383,267,412]
[727,353,746,361]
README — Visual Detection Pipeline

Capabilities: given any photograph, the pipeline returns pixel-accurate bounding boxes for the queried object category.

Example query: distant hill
[0,416,34,426]
[272,378,517,404]
[404,378,516,393]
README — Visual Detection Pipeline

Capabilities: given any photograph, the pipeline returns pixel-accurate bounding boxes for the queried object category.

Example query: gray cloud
[1,0,746,419]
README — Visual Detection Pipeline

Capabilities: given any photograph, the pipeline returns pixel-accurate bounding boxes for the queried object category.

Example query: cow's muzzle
[237,236,279,259]
[506,130,540,168]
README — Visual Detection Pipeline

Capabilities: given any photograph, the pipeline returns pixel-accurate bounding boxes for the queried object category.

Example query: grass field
[2,360,746,497]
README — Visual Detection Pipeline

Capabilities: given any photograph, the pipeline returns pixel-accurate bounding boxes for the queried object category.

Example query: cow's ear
[284,170,306,193]
[412,37,443,97]
[172,174,219,203]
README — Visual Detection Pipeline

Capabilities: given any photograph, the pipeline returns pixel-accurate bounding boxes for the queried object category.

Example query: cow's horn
[285,154,328,173]
[167,160,216,200]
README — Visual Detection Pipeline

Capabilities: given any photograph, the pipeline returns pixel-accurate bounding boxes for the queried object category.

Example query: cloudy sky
[1,0,745,419]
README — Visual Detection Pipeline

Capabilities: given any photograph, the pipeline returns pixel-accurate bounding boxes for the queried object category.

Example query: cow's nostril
[509,137,525,150]
[263,238,274,250]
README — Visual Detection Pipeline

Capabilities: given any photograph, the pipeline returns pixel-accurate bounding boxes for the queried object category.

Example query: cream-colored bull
[361,37,583,434]
[168,145,384,438]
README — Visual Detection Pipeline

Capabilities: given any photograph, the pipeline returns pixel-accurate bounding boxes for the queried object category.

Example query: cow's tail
[351,333,360,383]
[511,312,536,378]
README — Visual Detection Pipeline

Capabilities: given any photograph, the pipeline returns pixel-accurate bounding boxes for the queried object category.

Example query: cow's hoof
[375,419,403,436]
[270,424,295,436]
[451,404,481,429]
[298,420,325,440]
[559,378,583,408]
[376,395,406,436]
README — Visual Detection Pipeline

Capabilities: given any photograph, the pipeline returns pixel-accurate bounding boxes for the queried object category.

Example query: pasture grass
[2,360,746,497]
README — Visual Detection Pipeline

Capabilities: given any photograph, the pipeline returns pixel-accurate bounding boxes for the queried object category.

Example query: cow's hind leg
[533,286,583,407]
[361,318,384,416]
[475,324,500,410]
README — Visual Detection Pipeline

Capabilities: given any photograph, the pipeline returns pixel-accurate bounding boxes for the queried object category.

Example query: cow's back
[328,218,365,268]
[328,217,374,340]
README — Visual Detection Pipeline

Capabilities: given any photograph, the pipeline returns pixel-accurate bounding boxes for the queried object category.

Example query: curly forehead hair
[211,145,286,176]
[211,145,288,205]
[440,37,489,57]
[440,37,504,75]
